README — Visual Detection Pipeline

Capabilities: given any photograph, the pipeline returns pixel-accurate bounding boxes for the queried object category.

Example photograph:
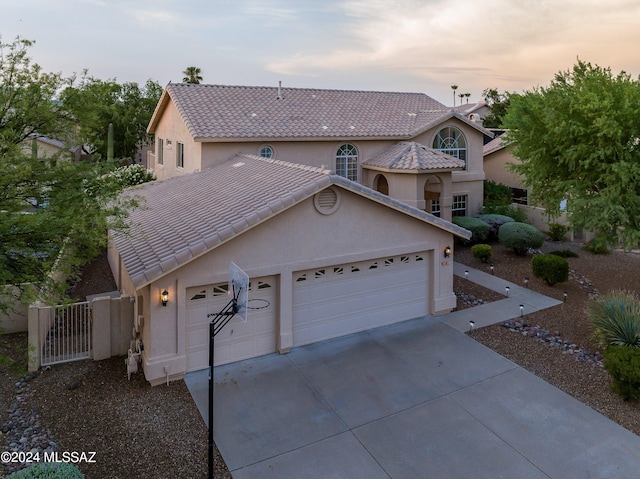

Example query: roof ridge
[235,153,332,175]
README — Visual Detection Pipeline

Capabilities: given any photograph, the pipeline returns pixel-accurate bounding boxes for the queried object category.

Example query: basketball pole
[207,285,241,479]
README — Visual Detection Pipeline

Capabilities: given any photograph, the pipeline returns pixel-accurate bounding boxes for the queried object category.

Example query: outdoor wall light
[444,245,452,258]
[161,289,169,307]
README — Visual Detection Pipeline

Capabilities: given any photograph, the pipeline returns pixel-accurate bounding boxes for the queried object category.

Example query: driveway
[185,314,640,478]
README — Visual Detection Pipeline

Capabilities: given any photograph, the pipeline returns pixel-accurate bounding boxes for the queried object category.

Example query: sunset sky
[2,0,639,105]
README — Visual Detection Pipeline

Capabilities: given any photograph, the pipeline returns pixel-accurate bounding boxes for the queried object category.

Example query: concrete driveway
[186,315,640,478]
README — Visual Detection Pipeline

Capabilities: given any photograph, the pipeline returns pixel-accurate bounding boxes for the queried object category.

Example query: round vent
[314,187,341,215]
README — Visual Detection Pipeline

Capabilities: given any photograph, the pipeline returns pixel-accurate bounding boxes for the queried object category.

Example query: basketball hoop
[247,298,270,310]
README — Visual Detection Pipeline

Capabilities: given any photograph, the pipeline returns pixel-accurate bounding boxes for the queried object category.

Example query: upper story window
[157,138,164,165]
[259,146,274,158]
[176,142,184,168]
[336,143,358,181]
[433,127,467,169]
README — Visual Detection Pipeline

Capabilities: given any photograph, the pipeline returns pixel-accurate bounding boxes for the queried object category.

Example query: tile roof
[483,135,508,156]
[148,83,481,141]
[112,155,470,288]
[362,141,465,172]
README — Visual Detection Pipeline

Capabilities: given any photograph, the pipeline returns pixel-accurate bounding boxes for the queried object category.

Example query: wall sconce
[161,289,169,307]
[444,245,452,258]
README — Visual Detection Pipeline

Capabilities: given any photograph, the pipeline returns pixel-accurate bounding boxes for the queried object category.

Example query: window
[430,199,441,217]
[259,146,274,158]
[336,144,358,181]
[157,138,164,165]
[433,127,467,169]
[176,142,184,168]
[452,195,467,217]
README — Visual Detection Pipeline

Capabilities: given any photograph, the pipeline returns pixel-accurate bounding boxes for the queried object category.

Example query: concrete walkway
[185,263,640,478]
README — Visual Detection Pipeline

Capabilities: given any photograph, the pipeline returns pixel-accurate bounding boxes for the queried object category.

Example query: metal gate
[40,302,92,366]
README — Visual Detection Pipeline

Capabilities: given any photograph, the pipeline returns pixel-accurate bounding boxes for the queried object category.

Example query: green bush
[482,204,529,223]
[452,217,490,245]
[476,214,514,241]
[603,345,640,401]
[483,180,512,206]
[531,254,569,285]
[549,249,579,258]
[6,463,84,479]
[547,223,569,241]
[588,290,640,348]
[583,238,611,255]
[471,244,493,263]
[498,222,544,255]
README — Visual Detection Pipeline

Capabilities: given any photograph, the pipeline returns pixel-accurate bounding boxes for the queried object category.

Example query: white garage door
[292,253,430,347]
[186,276,277,371]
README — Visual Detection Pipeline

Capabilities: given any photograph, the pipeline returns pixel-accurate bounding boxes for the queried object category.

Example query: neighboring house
[146,83,492,220]
[108,154,471,385]
[24,134,90,162]
[453,100,491,126]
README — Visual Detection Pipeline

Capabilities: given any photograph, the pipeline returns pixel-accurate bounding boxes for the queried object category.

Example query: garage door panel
[293,254,430,347]
[186,276,277,371]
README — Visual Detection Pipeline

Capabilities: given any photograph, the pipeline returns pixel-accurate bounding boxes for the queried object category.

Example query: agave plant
[588,290,640,348]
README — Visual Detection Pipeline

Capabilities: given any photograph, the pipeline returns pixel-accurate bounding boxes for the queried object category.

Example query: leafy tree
[503,60,640,248]
[0,37,138,310]
[182,66,203,84]
[60,73,162,161]
[482,88,511,128]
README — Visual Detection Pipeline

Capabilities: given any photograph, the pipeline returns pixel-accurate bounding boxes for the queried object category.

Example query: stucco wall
[140,186,456,383]
[484,147,524,189]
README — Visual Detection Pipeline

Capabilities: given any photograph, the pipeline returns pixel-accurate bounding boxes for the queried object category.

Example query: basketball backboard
[228,261,249,323]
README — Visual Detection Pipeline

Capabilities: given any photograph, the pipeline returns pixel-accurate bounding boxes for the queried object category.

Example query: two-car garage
[185,252,431,371]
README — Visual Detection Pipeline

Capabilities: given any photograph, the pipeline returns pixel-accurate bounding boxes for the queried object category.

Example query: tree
[482,88,512,128]
[503,60,640,247]
[60,74,162,161]
[182,66,203,84]
[0,37,138,309]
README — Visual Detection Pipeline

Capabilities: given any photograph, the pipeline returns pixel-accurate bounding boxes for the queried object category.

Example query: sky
[2,0,640,105]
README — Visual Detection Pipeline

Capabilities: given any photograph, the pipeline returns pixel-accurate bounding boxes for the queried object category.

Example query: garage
[186,276,277,371]
[292,253,430,347]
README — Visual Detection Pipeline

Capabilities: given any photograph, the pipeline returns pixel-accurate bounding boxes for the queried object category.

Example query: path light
[490,264,495,275]
[469,320,475,332]
[505,286,510,297]
[520,304,524,317]
[563,291,568,302]
[465,270,469,280]
[524,277,529,288]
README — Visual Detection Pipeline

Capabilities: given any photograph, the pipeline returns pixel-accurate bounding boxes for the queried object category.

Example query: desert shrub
[583,238,611,255]
[482,203,529,224]
[471,244,493,263]
[498,222,544,255]
[549,249,579,258]
[531,254,569,285]
[6,463,84,478]
[547,223,569,241]
[476,214,514,241]
[603,345,640,401]
[452,217,489,245]
[588,290,640,348]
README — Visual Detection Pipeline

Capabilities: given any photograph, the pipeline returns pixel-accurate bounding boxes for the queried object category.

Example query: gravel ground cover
[2,242,640,478]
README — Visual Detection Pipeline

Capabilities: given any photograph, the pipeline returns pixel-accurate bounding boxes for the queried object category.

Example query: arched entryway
[424,176,442,217]
[375,174,389,196]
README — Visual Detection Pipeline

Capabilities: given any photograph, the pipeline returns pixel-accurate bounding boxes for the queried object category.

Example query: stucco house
[108,154,471,385]
[108,83,490,385]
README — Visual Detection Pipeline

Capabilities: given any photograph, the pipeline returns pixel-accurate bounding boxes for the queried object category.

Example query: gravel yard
[2,242,640,478]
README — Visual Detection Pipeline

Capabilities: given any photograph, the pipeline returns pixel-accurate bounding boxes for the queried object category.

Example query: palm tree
[464,92,471,104]
[182,66,203,84]
[451,85,458,106]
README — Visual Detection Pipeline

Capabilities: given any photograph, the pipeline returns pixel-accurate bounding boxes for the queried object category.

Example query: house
[453,100,492,125]
[146,83,492,221]
[108,154,471,385]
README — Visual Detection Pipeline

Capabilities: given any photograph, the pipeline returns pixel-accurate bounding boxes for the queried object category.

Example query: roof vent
[314,187,341,215]
[277,81,283,100]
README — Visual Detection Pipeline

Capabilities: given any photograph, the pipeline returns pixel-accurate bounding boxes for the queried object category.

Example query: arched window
[259,146,274,158]
[433,127,467,168]
[375,174,389,195]
[336,144,358,181]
